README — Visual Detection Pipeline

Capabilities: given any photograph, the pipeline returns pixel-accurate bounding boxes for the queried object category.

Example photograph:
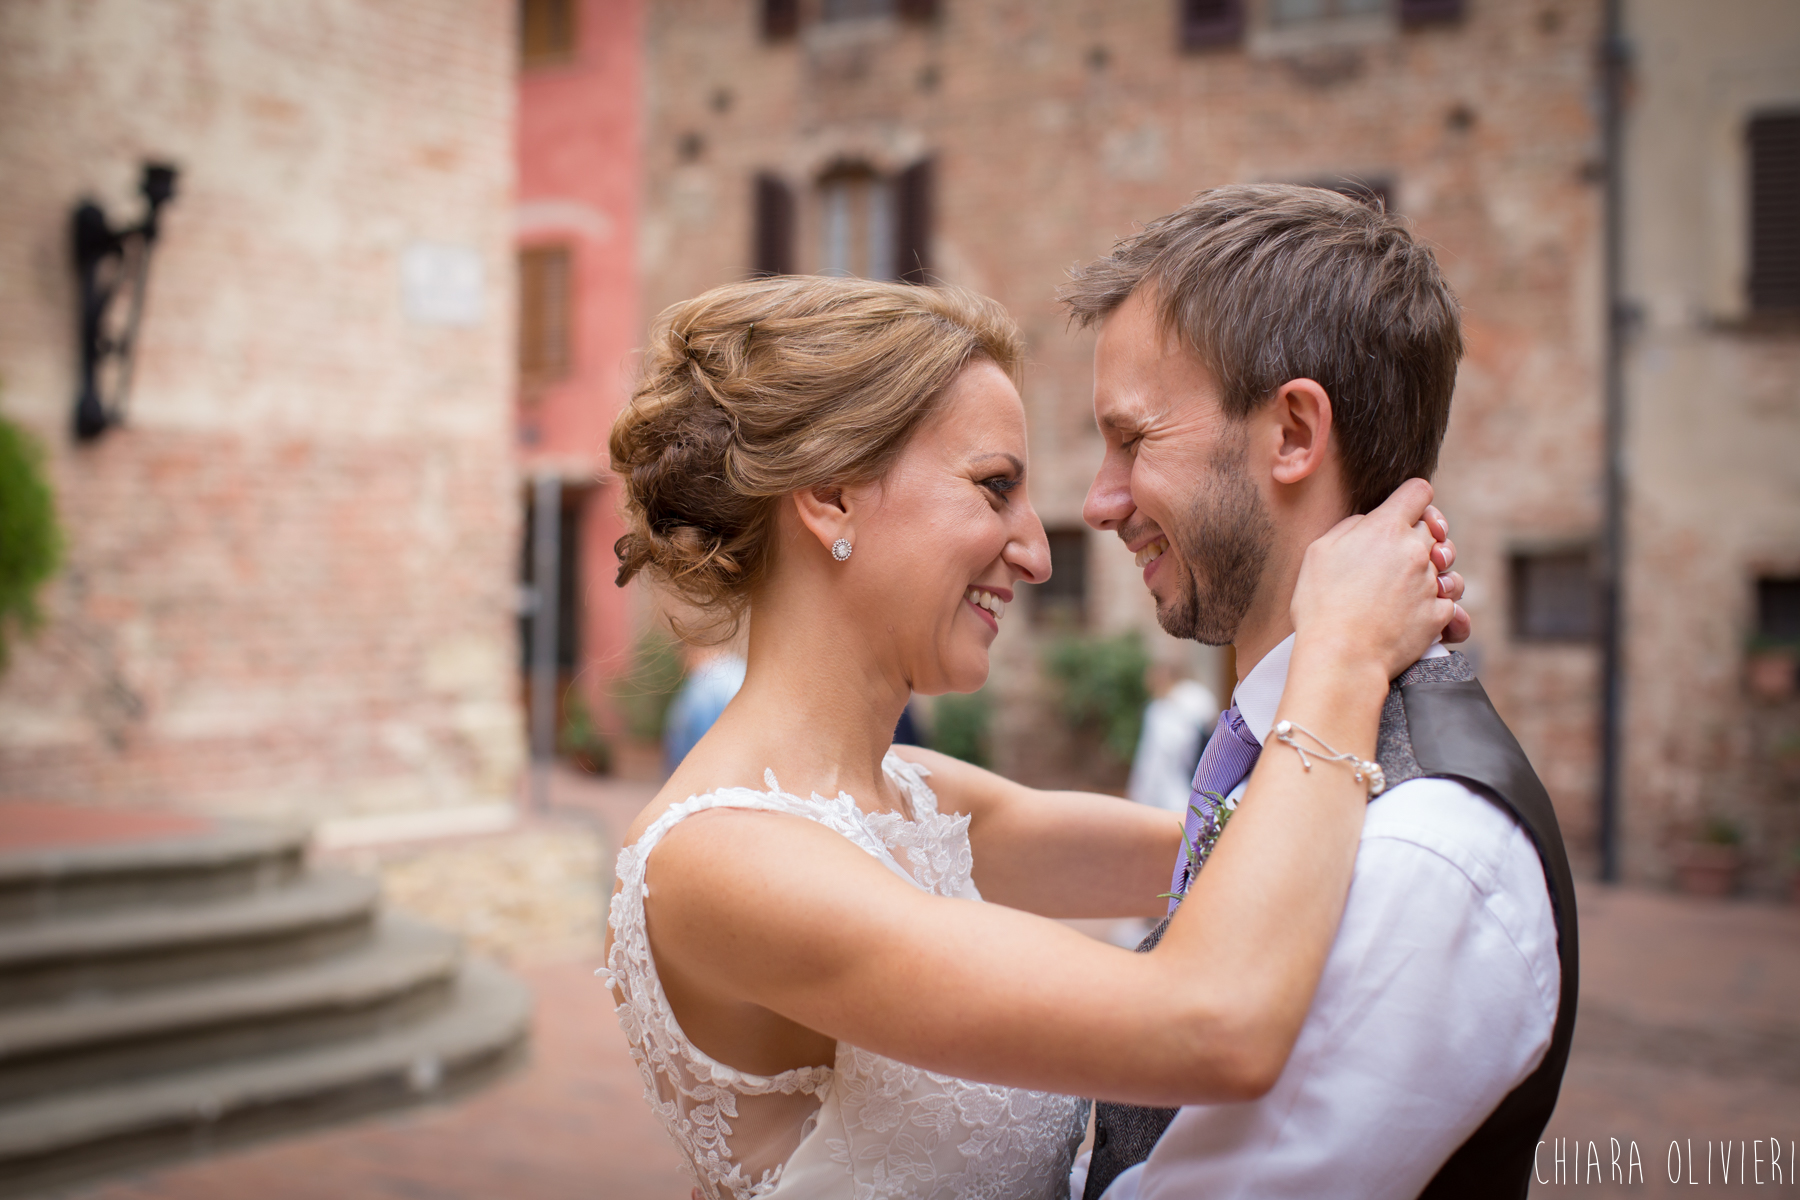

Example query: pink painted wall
[516,0,643,725]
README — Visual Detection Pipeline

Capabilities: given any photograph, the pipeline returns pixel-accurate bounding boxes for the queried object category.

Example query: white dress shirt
[1082,635,1561,1200]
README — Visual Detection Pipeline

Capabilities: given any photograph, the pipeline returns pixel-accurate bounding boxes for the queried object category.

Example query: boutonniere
[1160,789,1235,903]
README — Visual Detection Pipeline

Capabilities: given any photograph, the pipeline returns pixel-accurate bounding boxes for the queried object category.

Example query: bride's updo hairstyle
[610,275,1023,633]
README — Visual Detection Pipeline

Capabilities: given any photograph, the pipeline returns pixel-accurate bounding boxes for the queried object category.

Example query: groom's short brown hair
[1061,184,1463,515]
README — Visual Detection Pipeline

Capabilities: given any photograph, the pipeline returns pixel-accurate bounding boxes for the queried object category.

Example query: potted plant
[0,409,63,671]
[1673,816,1745,898]
[1789,846,1800,908]
[558,693,613,776]
[1745,636,1798,703]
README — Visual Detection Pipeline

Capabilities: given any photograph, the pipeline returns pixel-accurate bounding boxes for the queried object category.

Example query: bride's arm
[893,749,1182,918]
[644,480,1451,1105]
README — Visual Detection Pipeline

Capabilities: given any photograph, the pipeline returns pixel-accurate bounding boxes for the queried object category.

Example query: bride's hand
[1291,478,1467,683]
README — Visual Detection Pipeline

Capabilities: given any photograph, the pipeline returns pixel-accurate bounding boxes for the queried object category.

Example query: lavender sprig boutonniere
[1158,789,1237,904]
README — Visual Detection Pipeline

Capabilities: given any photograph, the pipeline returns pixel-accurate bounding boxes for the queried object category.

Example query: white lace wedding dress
[604,752,1090,1200]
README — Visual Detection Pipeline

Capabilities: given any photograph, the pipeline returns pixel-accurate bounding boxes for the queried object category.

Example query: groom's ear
[1269,378,1334,486]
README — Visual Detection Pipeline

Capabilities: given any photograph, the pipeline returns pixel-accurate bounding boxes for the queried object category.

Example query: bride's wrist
[1286,633,1392,713]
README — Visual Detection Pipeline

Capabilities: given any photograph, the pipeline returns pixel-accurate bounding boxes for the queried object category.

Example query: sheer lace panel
[605,755,1088,1200]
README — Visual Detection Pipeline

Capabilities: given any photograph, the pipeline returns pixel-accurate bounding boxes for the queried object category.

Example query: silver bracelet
[1270,720,1387,798]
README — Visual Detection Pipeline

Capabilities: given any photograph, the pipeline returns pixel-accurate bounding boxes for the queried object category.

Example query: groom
[1064,185,1578,1199]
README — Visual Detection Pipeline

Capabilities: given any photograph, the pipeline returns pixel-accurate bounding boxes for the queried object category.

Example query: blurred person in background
[602,272,1465,1200]
[663,644,747,772]
[1126,662,1219,814]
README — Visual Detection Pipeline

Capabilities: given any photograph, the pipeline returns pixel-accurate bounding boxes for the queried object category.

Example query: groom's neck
[1229,497,1351,685]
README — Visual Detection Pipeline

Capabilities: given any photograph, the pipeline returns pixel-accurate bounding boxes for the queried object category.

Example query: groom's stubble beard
[1157,434,1273,647]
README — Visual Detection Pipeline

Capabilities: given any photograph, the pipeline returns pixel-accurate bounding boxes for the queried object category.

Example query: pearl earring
[831,538,853,562]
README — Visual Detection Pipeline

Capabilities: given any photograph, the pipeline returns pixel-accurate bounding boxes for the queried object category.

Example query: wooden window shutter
[520,0,577,66]
[1399,0,1465,25]
[894,158,934,285]
[1749,111,1800,312]
[763,0,800,39]
[519,246,572,383]
[1180,0,1243,50]
[752,174,796,277]
[898,0,939,21]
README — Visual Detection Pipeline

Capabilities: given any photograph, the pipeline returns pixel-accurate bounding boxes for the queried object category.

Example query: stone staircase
[0,815,531,1197]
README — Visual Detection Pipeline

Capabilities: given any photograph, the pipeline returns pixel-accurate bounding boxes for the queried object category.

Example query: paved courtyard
[67,769,1800,1199]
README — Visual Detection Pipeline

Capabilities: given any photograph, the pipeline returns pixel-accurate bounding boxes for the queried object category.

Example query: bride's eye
[980,476,1019,501]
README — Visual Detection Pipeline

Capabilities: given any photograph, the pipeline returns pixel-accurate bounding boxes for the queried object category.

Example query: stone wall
[0,0,524,822]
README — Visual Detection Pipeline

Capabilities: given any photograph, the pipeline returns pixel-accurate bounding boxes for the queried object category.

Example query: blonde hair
[610,275,1023,634]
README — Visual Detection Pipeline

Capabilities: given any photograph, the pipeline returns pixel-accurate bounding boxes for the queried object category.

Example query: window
[823,0,896,17]
[518,246,572,385]
[1270,0,1383,25]
[519,0,576,66]
[518,487,583,672]
[752,174,796,277]
[820,166,893,279]
[1749,111,1800,313]
[1510,547,1599,642]
[1311,177,1395,212]
[1397,0,1464,23]
[1181,0,1245,49]
[1757,576,1800,644]
[1260,0,1462,28]
[763,0,800,38]
[1032,530,1090,629]
[894,158,933,284]
[767,0,934,37]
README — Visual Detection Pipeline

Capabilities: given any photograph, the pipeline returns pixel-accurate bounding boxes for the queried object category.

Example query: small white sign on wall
[401,242,485,326]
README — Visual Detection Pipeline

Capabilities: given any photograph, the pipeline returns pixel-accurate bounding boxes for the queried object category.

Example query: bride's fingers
[1368,478,1436,537]
[1432,536,1456,572]
[1424,505,1448,542]
[1443,603,1472,644]
[1438,570,1464,601]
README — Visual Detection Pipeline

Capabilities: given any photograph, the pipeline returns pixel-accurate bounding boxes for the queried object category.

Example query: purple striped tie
[1167,703,1262,914]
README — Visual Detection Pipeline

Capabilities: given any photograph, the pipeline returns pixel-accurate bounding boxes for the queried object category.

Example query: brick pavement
[65,769,1800,1198]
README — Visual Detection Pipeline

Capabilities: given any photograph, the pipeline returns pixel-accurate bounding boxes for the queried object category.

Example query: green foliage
[613,632,686,742]
[930,691,991,768]
[0,413,62,671]
[1699,815,1744,847]
[558,691,613,774]
[1043,631,1150,765]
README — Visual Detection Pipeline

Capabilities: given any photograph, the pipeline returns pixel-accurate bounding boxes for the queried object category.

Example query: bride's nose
[1006,516,1051,585]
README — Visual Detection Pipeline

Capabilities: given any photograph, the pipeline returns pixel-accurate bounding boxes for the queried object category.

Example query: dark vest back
[1084,654,1579,1200]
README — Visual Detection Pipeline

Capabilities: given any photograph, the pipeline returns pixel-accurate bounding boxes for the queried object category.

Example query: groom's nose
[1084,452,1134,532]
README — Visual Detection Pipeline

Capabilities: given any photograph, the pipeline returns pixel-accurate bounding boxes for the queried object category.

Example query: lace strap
[882,750,939,818]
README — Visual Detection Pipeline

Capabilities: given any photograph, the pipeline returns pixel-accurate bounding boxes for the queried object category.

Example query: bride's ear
[791,484,855,558]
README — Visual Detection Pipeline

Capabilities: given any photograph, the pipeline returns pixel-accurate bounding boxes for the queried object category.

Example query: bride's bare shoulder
[618,745,794,850]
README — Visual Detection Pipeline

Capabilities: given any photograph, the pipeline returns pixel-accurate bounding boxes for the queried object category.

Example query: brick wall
[0,0,524,822]
[642,0,1609,841]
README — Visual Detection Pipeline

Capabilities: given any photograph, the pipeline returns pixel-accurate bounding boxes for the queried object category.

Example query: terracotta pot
[1674,843,1743,898]
[1746,651,1798,702]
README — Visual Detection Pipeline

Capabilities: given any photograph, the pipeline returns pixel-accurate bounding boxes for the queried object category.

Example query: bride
[602,275,1464,1199]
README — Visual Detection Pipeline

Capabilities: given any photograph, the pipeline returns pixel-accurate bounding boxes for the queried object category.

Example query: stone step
[0,958,530,1198]
[0,915,458,1107]
[0,871,380,1010]
[0,821,307,922]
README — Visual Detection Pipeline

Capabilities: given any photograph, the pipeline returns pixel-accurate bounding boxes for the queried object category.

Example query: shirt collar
[1231,634,1449,748]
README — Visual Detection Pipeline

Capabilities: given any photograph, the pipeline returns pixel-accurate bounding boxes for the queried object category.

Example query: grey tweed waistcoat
[1083,652,1579,1200]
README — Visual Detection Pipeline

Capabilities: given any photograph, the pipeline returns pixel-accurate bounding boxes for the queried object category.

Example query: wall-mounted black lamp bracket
[71,162,178,442]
